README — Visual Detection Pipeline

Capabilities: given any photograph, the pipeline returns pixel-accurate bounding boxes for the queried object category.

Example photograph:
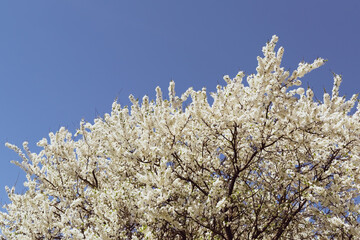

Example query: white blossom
[1,36,360,239]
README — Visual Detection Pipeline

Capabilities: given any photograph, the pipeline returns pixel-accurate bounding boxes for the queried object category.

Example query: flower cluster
[1,36,359,239]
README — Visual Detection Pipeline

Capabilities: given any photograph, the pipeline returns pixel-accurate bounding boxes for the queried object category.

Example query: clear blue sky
[0,1,359,204]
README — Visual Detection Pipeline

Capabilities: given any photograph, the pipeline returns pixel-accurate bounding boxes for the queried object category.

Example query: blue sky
[0,1,359,204]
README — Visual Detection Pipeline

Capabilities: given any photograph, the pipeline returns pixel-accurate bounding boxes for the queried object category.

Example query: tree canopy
[1,36,360,239]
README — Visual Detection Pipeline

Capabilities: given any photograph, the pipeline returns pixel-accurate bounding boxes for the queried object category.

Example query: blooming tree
[1,36,360,239]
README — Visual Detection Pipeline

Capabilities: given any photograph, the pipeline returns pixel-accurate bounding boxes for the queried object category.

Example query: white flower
[296,87,305,95]
[216,198,227,209]
[2,36,359,239]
